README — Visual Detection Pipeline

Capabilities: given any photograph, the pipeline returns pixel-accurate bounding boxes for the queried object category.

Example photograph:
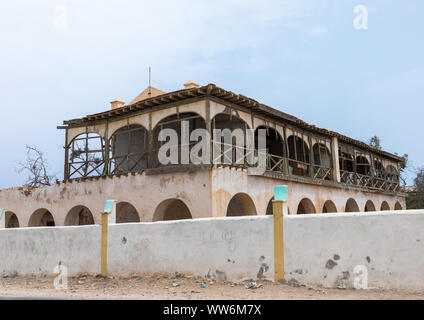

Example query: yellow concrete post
[101,212,109,276]
[273,185,287,282]
[101,200,116,276]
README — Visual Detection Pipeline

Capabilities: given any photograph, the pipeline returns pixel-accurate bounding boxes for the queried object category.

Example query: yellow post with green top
[101,200,116,276]
[273,185,287,282]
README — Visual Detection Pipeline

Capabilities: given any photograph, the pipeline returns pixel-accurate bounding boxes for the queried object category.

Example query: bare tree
[16,145,57,187]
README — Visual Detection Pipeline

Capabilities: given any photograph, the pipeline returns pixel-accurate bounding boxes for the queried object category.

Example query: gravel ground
[0,273,423,300]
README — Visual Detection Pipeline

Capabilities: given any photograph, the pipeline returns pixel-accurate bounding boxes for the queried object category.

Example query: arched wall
[116,202,140,223]
[286,133,310,150]
[5,211,19,228]
[107,115,150,140]
[394,202,403,210]
[226,193,257,216]
[254,126,284,157]
[253,120,285,140]
[152,110,206,131]
[0,164,406,227]
[297,198,316,214]
[67,125,106,146]
[153,198,192,221]
[108,123,149,140]
[381,201,390,211]
[365,200,376,212]
[66,131,105,149]
[345,198,360,212]
[322,200,337,213]
[28,208,55,227]
[65,205,95,226]
[211,112,251,130]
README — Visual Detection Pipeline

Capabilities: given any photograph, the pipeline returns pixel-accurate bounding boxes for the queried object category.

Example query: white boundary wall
[0,210,424,290]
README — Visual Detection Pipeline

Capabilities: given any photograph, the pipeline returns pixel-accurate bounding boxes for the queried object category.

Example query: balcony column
[282,127,289,175]
[64,128,69,180]
[104,121,110,175]
[369,153,375,187]
[331,136,341,183]
[308,136,314,179]
[148,111,154,168]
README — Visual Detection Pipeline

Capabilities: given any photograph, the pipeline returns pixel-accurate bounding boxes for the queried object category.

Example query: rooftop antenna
[148,66,151,96]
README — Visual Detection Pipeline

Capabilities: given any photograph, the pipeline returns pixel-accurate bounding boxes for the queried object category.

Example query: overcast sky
[0,0,422,188]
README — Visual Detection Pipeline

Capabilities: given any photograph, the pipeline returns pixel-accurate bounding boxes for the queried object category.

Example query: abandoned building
[0,81,406,228]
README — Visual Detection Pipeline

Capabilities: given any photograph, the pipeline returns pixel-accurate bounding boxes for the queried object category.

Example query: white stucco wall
[283,210,424,290]
[0,210,423,290]
[108,216,273,280]
[0,225,100,276]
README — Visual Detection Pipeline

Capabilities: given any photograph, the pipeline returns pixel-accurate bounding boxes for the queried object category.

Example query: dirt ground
[0,273,423,300]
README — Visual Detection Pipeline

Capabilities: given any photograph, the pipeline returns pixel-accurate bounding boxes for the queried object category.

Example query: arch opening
[116,202,140,223]
[109,124,149,174]
[266,198,273,215]
[287,135,310,177]
[365,200,376,212]
[339,150,354,172]
[339,146,354,185]
[28,209,55,227]
[255,126,284,172]
[266,197,291,215]
[313,143,332,180]
[373,159,386,179]
[68,132,105,179]
[226,193,257,216]
[5,211,19,228]
[394,202,402,210]
[345,198,360,212]
[211,113,249,165]
[381,201,390,211]
[322,200,337,213]
[386,165,400,183]
[254,126,284,157]
[152,112,207,168]
[65,206,95,226]
[153,198,192,221]
[356,155,370,176]
[297,198,316,214]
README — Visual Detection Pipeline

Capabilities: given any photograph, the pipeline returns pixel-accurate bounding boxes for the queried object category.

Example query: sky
[0,0,423,188]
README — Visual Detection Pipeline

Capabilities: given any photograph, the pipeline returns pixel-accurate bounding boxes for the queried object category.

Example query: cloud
[307,24,328,37]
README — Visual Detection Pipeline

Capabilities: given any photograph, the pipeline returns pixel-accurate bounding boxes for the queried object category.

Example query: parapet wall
[1,210,423,290]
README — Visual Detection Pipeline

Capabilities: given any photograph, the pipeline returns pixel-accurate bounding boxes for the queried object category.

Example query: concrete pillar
[331,136,341,183]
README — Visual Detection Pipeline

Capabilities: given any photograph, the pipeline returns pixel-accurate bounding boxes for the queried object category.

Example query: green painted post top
[103,200,116,214]
[274,186,288,201]
[0,208,4,219]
